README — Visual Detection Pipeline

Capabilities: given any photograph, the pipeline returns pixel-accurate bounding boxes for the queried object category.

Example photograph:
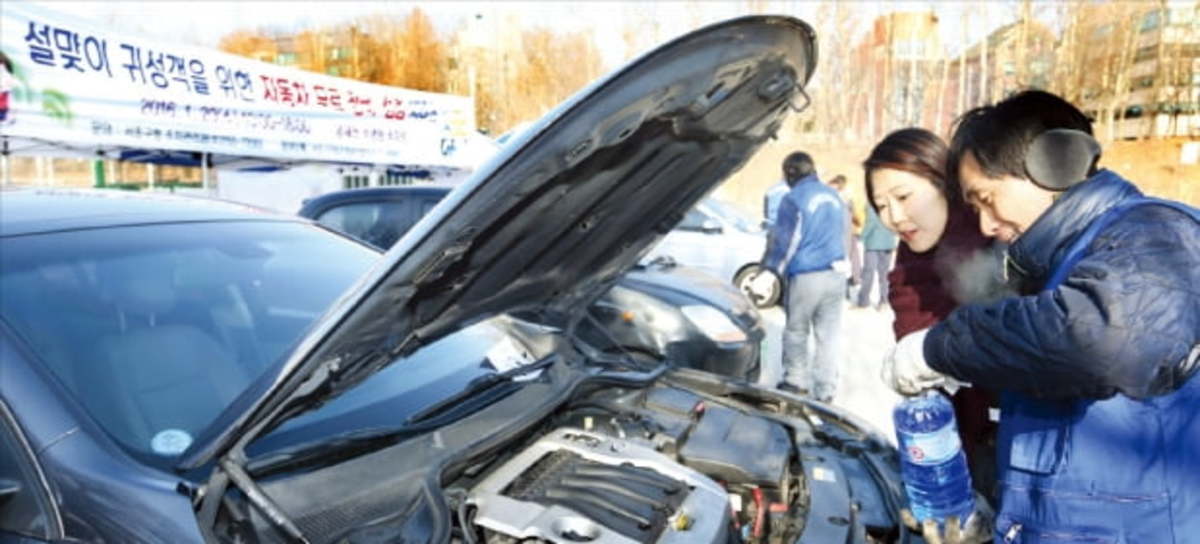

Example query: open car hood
[179,15,817,470]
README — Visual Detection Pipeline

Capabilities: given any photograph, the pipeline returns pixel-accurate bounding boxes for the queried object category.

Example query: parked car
[644,197,784,307]
[0,16,910,544]
[300,186,765,380]
[500,120,781,308]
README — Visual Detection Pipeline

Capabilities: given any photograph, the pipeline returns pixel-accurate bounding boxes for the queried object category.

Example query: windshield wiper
[245,355,556,478]
[405,354,556,425]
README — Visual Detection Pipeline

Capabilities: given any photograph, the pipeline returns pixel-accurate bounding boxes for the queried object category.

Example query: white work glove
[749,269,776,297]
[881,328,962,396]
[899,492,995,544]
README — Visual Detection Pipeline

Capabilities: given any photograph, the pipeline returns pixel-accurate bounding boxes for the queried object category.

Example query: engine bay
[457,383,902,544]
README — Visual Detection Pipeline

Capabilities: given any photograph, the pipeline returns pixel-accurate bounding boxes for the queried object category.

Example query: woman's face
[870,168,948,253]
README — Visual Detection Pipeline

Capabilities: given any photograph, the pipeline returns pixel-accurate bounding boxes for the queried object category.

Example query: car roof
[297,185,456,217]
[0,189,297,237]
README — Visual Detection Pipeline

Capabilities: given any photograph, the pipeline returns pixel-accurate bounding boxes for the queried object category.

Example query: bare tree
[217,28,277,62]
[371,9,450,92]
[1149,0,1170,139]
[1102,3,1142,141]
[956,4,968,121]
[1050,2,1082,103]
[934,35,949,135]
[979,3,989,105]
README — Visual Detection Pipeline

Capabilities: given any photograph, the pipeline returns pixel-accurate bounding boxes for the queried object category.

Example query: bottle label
[900,425,961,465]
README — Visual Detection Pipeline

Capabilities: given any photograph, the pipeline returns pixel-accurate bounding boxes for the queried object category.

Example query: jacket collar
[1006,169,1142,288]
[789,173,820,189]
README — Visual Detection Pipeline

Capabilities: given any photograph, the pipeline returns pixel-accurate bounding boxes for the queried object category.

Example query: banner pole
[1,139,9,187]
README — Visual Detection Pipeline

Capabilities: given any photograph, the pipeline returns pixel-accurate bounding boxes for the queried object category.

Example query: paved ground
[756,300,903,444]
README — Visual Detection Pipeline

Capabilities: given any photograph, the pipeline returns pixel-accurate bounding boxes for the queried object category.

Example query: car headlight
[680,305,747,344]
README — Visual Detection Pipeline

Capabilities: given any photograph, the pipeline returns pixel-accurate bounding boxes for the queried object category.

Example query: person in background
[855,203,897,310]
[827,174,864,299]
[864,128,1006,508]
[762,176,789,229]
[883,90,1200,542]
[0,53,15,125]
[762,151,847,403]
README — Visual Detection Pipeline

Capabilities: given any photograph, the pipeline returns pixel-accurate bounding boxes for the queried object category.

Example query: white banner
[0,2,477,167]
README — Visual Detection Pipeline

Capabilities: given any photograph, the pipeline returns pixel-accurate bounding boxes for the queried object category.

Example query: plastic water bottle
[892,390,975,525]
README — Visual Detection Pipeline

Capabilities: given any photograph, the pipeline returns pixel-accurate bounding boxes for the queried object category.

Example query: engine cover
[469,428,730,544]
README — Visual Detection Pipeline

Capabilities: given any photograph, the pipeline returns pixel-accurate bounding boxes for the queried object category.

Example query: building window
[1134,45,1156,63]
[330,47,351,61]
[1167,6,1194,25]
[1139,10,1162,33]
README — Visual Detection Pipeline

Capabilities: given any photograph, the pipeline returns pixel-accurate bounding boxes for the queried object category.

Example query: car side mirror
[700,219,723,234]
[0,478,21,506]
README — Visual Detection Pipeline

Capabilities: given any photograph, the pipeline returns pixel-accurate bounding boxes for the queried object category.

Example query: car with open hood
[297,185,766,381]
[0,16,911,544]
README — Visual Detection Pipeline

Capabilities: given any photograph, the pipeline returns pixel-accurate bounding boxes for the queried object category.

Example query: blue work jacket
[925,171,1200,542]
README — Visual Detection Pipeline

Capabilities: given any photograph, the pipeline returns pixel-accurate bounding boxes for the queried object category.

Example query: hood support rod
[196,449,310,543]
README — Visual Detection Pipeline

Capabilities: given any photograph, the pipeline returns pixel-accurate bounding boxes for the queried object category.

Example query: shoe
[777,382,806,395]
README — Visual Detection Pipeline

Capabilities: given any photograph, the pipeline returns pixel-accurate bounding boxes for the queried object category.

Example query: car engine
[466,387,815,544]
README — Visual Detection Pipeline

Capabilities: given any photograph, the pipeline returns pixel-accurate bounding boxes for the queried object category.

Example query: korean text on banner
[0,3,477,167]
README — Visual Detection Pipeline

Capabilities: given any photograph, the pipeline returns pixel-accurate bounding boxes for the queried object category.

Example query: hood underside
[180,15,817,470]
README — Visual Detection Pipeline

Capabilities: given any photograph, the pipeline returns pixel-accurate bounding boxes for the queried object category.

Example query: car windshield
[0,221,376,464]
[705,199,761,233]
[0,220,548,471]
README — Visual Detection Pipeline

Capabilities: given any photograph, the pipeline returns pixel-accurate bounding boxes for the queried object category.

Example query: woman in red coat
[862,128,1008,502]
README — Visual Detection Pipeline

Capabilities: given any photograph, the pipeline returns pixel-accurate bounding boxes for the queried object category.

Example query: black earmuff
[1024,128,1102,191]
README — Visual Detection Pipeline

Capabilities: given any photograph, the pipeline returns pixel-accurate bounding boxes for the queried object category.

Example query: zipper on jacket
[1003,522,1023,543]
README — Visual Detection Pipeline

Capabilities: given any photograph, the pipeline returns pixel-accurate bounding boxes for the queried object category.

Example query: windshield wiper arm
[405,354,556,425]
[246,425,431,478]
[245,356,556,478]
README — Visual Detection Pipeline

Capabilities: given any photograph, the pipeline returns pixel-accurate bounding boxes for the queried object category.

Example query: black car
[299,186,765,380]
[0,16,911,544]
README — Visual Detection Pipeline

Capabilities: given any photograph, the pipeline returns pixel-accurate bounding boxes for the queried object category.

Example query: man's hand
[749,269,776,296]
[898,494,994,544]
[881,329,956,395]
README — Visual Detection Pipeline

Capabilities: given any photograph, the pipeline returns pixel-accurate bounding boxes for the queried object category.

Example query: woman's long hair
[863,128,955,213]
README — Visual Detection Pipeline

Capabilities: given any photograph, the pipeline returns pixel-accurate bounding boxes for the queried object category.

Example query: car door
[0,402,56,543]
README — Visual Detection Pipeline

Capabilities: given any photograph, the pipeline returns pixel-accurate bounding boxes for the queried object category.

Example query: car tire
[733,264,782,308]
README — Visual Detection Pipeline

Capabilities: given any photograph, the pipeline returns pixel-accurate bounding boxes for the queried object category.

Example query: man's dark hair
[782,151,815,185]
[948,90,1093,190]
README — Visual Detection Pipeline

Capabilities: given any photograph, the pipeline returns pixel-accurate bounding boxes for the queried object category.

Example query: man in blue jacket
[762,178,790,229]
[763,151,847,402]
[883,90,1200,542]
